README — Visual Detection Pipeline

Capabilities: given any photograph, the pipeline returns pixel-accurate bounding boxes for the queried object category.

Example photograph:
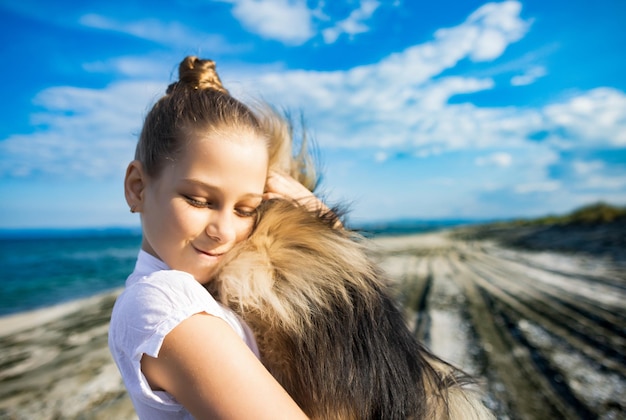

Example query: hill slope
[451,202,626,263]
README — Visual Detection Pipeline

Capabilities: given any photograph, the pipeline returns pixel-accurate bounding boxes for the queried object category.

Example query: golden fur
[208,199,494,419]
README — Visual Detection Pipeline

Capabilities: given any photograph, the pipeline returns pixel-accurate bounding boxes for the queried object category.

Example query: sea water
[0,229,142,316]
[0,220,471,317]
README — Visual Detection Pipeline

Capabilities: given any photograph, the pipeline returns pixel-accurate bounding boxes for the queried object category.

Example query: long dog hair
[208,199,493,419]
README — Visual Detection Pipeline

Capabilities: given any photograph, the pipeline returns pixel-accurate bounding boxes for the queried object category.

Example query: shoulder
[116,270,220,315]
[109,270,224,355]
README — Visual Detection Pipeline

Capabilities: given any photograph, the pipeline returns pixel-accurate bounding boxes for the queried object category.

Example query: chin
[184,259,218,284]
[208,199,494,420]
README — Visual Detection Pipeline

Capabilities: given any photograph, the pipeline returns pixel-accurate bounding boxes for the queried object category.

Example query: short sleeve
[120,270,227,358]
[108,269,253,415]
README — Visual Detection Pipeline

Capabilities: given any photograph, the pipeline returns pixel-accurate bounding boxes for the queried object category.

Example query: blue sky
[1,0,625,228]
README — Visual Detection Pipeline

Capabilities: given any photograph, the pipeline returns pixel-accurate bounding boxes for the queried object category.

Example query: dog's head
[208,199,378,334]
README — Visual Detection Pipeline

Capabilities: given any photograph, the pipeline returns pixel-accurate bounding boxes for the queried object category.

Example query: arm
[142,313,308,420]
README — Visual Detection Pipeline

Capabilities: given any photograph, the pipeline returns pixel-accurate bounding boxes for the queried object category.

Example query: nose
[205,210,236,245]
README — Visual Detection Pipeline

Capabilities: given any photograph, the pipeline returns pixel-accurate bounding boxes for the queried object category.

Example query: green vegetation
[504,202,626,227]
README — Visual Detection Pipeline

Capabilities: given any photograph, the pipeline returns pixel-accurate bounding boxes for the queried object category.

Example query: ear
[124,160,147,213]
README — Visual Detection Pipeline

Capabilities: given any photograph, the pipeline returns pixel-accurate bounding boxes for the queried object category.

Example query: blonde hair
[209,200,494,419]
[135,56,317,190]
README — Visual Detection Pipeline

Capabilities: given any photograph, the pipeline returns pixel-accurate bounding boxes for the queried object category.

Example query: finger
[262,192,283,201]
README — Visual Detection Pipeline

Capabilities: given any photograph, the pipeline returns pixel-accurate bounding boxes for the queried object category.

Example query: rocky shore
[451,218,626,265]
[0,291,136,419]
[1,229,624,419]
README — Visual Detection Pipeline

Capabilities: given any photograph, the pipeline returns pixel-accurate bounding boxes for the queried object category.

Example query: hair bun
[168,56,229,95]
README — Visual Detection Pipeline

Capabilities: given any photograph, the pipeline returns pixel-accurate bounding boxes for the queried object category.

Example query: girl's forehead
[185,125,266,144]
[174,130,268,173]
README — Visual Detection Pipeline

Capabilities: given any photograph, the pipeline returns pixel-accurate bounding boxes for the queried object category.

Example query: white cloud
[582,175,626,190]
[222,0,315,45]
[230,3,625,167]
[570,159,626,191]
[374,151,388,162]
[0,1,539,180]
[233,1,533,153]
[544,88,626,147]
[0,81,160,178]
[436,0,530,62]
[322,0,380,44]
[473,145,559,195]
[82,54,177,79]
[510,65,547,86]
[475,152,513,167]
[81,14,164,39]
[222,0,382,45]
[572,159,604,175]
[514,180,561,194]
[5,0,626,204]
[79,14,236,50]
[235,2,536,141]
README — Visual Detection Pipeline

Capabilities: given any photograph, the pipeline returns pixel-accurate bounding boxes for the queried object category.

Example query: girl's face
[139,129,268,283]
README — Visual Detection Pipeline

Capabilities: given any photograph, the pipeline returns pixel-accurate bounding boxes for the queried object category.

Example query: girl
[109,56,318,419]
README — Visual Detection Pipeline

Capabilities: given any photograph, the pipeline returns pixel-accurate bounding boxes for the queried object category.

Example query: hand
[264,171,343,228]
[264,171,324,213]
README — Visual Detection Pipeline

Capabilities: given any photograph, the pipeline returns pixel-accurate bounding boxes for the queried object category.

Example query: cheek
[234,218,255,242]
[162,202,208,238]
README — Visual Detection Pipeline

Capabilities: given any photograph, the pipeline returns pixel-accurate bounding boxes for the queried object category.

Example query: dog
[208,199,493,419]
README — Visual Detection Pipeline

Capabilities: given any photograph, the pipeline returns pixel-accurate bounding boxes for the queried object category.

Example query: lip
[192,245,224,259]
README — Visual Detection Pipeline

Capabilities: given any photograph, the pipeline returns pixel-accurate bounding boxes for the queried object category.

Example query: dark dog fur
[208,199,493,419]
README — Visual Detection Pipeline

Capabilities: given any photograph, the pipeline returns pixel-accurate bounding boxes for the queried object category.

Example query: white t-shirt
[108,250,259,419]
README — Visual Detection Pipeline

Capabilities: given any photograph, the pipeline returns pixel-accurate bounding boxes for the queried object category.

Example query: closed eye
[235,207,258,217]
[183,195,214,208]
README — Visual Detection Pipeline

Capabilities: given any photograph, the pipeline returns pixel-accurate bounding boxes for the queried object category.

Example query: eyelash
[183,195,257,217]
[183,195,213,208]
[235,208,257,218]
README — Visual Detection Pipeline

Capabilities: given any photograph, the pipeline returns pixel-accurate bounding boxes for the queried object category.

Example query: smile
[192,245,224,259]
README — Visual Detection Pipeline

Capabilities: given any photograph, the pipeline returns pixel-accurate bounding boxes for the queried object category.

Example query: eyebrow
[180,178,263,199]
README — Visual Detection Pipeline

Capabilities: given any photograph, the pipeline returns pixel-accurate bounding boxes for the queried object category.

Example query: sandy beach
[1,230,624,419]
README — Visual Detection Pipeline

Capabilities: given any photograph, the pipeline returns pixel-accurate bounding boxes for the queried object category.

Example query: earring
[130,205,137,213]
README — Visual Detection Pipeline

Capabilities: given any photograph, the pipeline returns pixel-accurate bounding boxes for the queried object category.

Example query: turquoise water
[0,230,141,316]
[0,221,472,317]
